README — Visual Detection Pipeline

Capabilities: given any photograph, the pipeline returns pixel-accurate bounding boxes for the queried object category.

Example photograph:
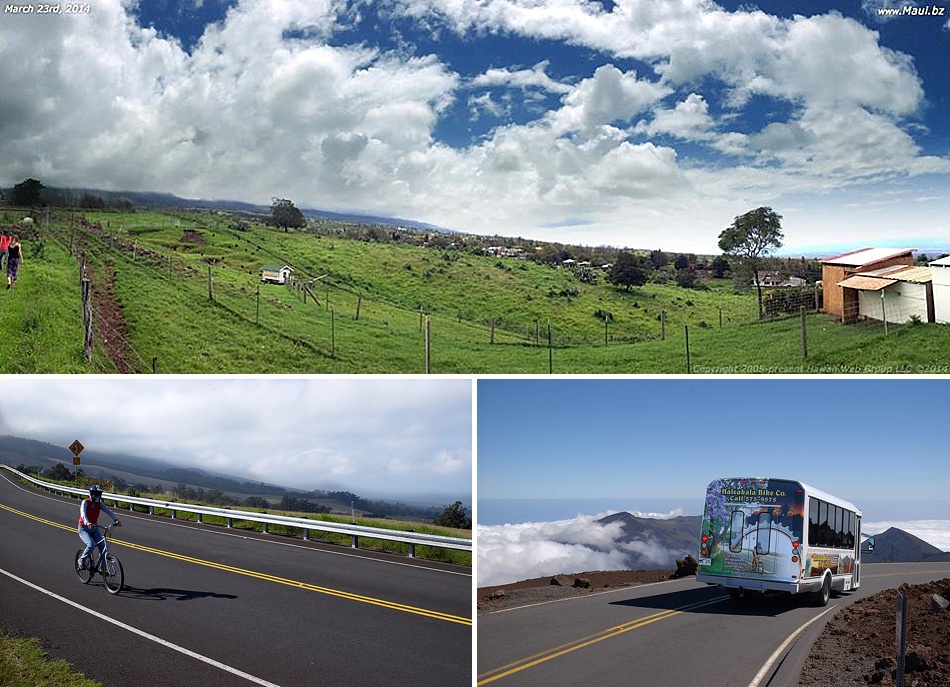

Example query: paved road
[477,561,950,687]
[0,472,471,687]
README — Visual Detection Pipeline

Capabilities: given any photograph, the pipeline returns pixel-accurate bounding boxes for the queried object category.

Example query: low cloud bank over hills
[477,510,950,587]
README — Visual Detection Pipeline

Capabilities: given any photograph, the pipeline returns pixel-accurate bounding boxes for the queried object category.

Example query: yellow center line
[0,503,471,626]
[477,596,724,684]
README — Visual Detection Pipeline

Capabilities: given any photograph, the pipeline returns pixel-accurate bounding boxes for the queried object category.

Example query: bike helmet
[89,485,103,501]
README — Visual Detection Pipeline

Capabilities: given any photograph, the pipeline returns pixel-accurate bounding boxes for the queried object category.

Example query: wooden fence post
[207,265,214,301]
[684,324,691,374]
[800,307,808,358]
[81,278,93,363]
[547,319,553,374]
[355,293,362,321]
[490,318,495,345]
[425,316,431,373]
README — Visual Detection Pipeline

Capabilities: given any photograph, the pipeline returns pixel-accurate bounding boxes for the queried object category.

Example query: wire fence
[29,209,947,373]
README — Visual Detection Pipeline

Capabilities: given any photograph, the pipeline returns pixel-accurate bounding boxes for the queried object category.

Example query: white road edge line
[0,567,283,687]
[747,605,837,687]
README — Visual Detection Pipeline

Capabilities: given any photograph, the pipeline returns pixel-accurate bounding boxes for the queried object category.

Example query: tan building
[821,248,915,322]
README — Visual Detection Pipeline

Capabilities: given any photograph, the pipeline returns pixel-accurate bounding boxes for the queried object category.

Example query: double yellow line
[0,502,471,626]
[477,596,723,684]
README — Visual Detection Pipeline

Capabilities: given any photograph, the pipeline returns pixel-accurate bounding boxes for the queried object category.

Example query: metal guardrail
[1,465,471,556]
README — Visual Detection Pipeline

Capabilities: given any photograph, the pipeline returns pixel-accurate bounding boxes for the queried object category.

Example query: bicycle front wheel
[103,554,124,594]
[75,550,94,584]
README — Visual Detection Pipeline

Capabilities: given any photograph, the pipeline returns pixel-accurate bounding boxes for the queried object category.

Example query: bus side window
[730,511,744,552]
[808,498,818,546]
[818,501,828,547]
[835,506,844,549]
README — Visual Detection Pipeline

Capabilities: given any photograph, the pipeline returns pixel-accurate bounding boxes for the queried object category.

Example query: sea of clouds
[476,509,684,587]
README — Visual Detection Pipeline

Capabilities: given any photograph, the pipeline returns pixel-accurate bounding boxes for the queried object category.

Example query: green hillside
[3,207,949,373]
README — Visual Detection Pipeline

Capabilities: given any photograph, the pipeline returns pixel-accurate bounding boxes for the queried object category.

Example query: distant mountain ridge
[597,512,703,569]
[865,526,950,563]
[4,185,453,234]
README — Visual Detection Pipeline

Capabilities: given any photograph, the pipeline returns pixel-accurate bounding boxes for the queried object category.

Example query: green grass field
[5,207,950,373]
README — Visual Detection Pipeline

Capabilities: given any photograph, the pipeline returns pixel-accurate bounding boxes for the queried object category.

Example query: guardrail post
[262,522,268,534]
[171,509,176,519]
[226,517,232,528]
[408,543,415,557]
[303,529,309,541]
[352,535,358,549]
[197,513,203,523]
[149,506,154,515]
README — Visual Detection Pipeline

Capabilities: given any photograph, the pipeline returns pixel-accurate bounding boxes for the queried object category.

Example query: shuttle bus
[696,477,873,606]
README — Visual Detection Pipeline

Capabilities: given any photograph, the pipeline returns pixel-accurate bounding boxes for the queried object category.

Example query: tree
[12,178,44,207]
[270,198,306,232]
[718,207,784,319]
[46,463,73,481]
[711,255,730,278]
[649,249,669,269]
[433,501,471,529]
[608,251,649,291]
[244,496,269,509]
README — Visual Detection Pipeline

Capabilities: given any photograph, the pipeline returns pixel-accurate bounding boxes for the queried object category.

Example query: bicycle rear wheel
[75,550,94,584]
[103,554,124,594]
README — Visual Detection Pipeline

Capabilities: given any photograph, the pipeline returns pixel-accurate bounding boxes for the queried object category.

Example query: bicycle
[75,523,124,594]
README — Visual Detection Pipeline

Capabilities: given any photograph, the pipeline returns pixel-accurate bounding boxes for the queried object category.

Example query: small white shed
[930,256,950,324]
[261,264,292,284]
[837,265,934,324]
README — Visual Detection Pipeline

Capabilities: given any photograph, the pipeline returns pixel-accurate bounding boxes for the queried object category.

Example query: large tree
[12,178,44,207]
[270,197,306,232]
[608,251,649,291]
[434,501,471,529]
[718,207,784,319]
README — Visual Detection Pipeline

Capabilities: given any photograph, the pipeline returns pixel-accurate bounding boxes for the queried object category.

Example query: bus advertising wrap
[699,478,805,583]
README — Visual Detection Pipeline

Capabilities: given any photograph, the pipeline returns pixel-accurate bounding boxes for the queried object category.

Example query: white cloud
[470,60,572,94]
[548,65,671,135]
[637,93,714,140]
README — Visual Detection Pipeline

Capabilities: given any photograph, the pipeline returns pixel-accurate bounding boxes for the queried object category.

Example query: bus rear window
[730,511,744,552]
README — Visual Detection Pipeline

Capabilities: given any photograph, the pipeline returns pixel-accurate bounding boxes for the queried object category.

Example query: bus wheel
[813,575,831,607]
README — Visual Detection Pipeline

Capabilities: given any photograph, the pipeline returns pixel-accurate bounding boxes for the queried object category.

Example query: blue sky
[2,0,949,253]
[477,378,949,521]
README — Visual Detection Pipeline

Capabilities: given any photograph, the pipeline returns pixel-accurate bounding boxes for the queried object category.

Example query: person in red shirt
[77,485,121,573]
[0,231,9,273]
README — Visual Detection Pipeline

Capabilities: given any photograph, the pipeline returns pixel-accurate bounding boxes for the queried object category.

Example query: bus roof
[707,477,861,515]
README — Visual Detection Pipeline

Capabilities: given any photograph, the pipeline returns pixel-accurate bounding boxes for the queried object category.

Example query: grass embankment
[0,629,100,687]
[8,207,950,372]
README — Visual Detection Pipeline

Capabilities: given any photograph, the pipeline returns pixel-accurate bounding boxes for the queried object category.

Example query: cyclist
[77,485,121,573]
